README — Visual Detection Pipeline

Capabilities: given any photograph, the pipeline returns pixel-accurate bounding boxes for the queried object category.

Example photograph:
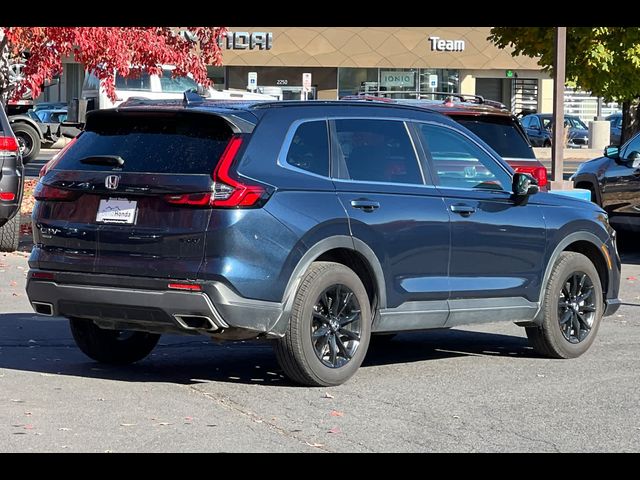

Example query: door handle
[450,204,476,216]
[351,199,380,212]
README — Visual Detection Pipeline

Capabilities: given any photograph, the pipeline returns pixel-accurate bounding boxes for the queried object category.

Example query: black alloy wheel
[311,284,362,368]
[557,272,596,344]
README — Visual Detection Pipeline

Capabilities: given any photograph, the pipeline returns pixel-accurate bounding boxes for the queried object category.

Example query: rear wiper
[79,155,125,167]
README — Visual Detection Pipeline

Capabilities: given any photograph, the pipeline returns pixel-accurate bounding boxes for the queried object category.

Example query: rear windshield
[452,115,535,159]
[54,112,233,174]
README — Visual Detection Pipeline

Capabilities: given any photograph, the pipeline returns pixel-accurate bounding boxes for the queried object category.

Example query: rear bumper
[0,203,20,225]
[26,270,285,337]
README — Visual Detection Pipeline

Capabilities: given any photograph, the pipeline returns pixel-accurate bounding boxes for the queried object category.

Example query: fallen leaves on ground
[329,410,344,417]
[327,426,341,434]
[20,179,38,216]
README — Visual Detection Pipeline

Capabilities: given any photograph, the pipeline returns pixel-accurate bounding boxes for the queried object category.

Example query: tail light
[39,136,79,178]
[0,136,19,154]
[33,183,79,201]
[1,136,19,201]
[168,283,202,291]
[165,136,269,208]
[0,192,16,201]
[514,165,548,188]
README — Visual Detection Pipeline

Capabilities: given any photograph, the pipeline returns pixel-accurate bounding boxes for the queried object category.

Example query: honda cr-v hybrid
[26,95,621,386]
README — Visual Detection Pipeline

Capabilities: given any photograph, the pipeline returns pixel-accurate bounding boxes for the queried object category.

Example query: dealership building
[46,27,617,122]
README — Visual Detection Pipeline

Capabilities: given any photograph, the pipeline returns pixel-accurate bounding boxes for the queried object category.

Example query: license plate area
[96,198,138,225]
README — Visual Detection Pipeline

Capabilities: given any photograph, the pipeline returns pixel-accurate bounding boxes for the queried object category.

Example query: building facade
[216,26,552,114]
[44,27,618,121]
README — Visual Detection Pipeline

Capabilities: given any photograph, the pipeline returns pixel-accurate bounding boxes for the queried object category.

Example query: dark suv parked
[26,96,621,386]
[572,131,640,233]
[0,107,23,251]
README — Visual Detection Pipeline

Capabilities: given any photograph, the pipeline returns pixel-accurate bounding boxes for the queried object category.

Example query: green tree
[489,27,640,144]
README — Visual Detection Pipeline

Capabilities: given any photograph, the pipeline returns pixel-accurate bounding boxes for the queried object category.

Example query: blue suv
[26,96,621,386]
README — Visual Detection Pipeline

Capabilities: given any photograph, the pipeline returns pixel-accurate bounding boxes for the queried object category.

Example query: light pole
[550,26,569,189]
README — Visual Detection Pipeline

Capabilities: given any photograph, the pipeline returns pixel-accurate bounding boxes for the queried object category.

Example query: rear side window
[285,121,329,176]
[418,123,511,191]
[334,119,423,185]
[453,116,535,159]
[54,112,233,174]
[115,72,151,91]
[159,69,199,93]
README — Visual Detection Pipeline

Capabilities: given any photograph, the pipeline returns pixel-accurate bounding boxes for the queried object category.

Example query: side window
[115,72,151,91]
[333,119,423,185]
[521,116,531,128]
[418,123,512,191]
[285,121,329,177]
[621,133,640,160]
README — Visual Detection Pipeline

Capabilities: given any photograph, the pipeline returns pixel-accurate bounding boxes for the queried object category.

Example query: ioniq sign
[381,71,415,88]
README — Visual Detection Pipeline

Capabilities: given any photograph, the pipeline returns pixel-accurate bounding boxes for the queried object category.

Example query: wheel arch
[269,235,386,336]
[532,231,610,324]
[572,173,602,206]
[9,117,44,140]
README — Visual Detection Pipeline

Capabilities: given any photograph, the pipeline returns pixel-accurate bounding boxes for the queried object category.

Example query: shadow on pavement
[0,313,537,387]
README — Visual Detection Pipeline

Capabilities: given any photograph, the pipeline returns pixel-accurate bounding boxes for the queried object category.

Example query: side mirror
[196,84,210,98]
[627,151,640,169]
[512,172,539,197]
[604,145,620,159]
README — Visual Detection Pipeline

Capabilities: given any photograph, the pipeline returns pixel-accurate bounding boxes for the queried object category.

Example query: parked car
[0,107,23,251]
[521,113,590,148]
[26,95,621,386]
[8,107,78,162]
[572,130,640,233]
[35,108,67,124]
[34,102,67,112]
[606,113,622,145]
[341,94,548,190]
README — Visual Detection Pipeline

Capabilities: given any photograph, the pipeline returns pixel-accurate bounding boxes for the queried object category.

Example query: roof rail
[339,94,395,103]
[418,92,507,109]
[183,89,205,106]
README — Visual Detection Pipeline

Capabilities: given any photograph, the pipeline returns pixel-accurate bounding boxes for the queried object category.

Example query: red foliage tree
[0,27,226,106]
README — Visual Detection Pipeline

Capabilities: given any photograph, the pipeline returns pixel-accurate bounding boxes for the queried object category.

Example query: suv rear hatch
[32,109,254,278]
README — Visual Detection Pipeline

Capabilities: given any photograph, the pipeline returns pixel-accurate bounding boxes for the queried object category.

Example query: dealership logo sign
[429,36,465,52]
[381,71,416,88]
[219,32,273,50]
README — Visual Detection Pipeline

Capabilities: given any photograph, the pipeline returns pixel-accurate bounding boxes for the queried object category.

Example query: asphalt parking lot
[1,240,639,452]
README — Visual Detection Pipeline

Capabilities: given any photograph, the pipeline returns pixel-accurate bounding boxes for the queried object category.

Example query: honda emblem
[105,175,120,190]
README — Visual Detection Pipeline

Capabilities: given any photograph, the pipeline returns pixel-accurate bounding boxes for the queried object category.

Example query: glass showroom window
[338,68,378,98]
[338,67,459,99]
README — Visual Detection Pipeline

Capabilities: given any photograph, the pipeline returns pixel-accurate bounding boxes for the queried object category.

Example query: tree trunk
[621,98,640,145]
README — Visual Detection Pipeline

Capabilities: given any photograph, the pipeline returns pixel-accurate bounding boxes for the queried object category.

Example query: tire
[12,123,41,162]
[0,213,20,252]
[69,317,160,365]
[543,140,552,148]
[526,252,603,359]
[274,261,372,386]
